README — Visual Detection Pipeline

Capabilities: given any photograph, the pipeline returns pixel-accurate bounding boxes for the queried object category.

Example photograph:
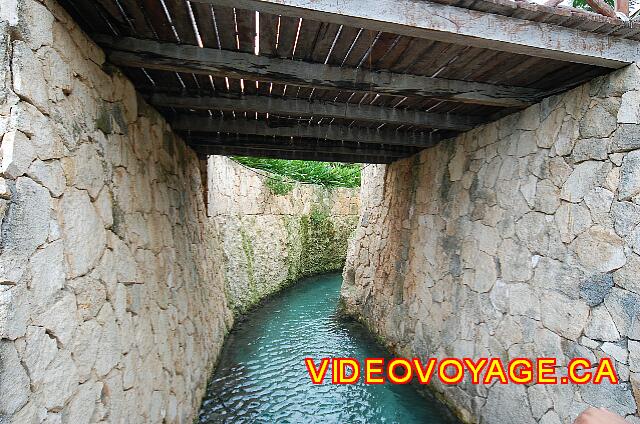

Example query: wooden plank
[190,2,219,92]
[134,0,171,42]
[275,15,299,59]
[190,142,412,157]
[93,0,129,35]
[292,19,322,61]
[99,35,545,107]
[171,115,449,146]
[368,32,402,69]
[322,25,359,66]
[191,144,401,163]
[341,29,378,68]
[258,12,278,56]
[149,92,483,130]
[211,6,236,50]
[190,0,640,68]
[235,8,258,95]
[163,0,198,45]
[186,133,416,155]
[191,2,219,48]
[187,135,413,162]
[62,0,115,35]
[235,8,256,53]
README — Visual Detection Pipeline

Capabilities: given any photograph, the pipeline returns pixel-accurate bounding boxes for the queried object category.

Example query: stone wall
[342,64,640,423]
[208,156,359,314]
[0,1,232,422]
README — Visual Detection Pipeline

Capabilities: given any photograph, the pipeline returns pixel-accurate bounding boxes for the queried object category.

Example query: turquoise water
[198,273,459,423]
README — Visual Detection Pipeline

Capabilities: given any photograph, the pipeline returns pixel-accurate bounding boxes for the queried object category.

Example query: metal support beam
[191,0,640,68]
[98,35,544,107]
[172,115,450,147]
[149,93,483,131]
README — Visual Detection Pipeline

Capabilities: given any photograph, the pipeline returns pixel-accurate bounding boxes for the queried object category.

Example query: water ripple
[198,273,459,424]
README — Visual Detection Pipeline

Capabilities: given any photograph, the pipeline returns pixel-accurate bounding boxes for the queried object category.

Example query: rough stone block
[63,381,103,424]
[1,130,36,179]
[12,41,49,113]
[539,410,562,424]
[72,319,102,382]
[618,91,640,124]
[33,291,77,347]
[60,188,106,278]
[1,176,51,261]
[533,179,560,214]
[579,273,614,307]
[614,254,640,296]
[23,326,58,390]
[41,350,79,411]
[481,384,536,424]
[0,285,29,340]
[574,226,626,273]
[19,0,55,50]
[540,292,589,341]
[28,240,65,313]
[605,288,640,339]
[572,138,609,163]
[580,381,637,417]
[0,340,30,416]
[555,202,592,243]
[39,46,73,99]
[560,161,609,203]
[9,102,63,160]
[580,101,618,139]
[630,341,640,373]
[619,150,640,200]
[601,341,628,364]
[27,159,65,197]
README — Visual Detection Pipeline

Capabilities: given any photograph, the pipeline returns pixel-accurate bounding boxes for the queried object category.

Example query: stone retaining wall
[342,64,640,423]
[208,156,359,314]
[0,1,232,422]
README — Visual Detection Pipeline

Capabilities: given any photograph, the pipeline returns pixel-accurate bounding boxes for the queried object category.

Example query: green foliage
[265,174,294,195]
[232,157,361,188]
[572,0,614,11]
[310,207,330,224]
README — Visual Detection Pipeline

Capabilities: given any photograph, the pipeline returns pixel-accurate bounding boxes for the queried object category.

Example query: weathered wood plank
[186,133,416,155]
[163,0,198,45]
[149,92,482,130]
[190,0,640,68]
[189,142,407,163]
[99,35,544,107]
[186,134,420,163]
[171,115,450,147]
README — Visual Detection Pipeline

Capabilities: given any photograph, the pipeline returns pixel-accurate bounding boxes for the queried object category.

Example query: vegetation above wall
[232,157,362,188]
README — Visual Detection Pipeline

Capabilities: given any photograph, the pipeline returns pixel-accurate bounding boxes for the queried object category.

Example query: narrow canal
[198,273,459,423]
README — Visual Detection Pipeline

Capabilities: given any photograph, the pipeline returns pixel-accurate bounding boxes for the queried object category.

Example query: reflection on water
[199,273,460,423]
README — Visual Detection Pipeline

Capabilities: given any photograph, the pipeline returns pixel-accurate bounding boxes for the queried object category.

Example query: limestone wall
[342,64,640,423]
[0,1,232,422]
[208,156,359,314]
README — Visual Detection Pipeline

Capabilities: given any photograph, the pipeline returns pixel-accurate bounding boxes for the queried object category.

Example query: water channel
[198,273,460,423]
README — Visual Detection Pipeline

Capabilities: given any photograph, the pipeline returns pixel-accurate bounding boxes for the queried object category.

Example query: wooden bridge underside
[60,0,640,163]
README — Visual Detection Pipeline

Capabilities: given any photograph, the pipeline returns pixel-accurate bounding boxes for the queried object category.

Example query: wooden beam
[98,35,544,107]
[191,0,640,68]
[148,93,483,131]
[185,133,418,155]
[190,144,403,163]
[172,115,450,147]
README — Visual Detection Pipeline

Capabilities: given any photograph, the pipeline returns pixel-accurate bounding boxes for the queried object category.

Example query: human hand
[574,407,628,424]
